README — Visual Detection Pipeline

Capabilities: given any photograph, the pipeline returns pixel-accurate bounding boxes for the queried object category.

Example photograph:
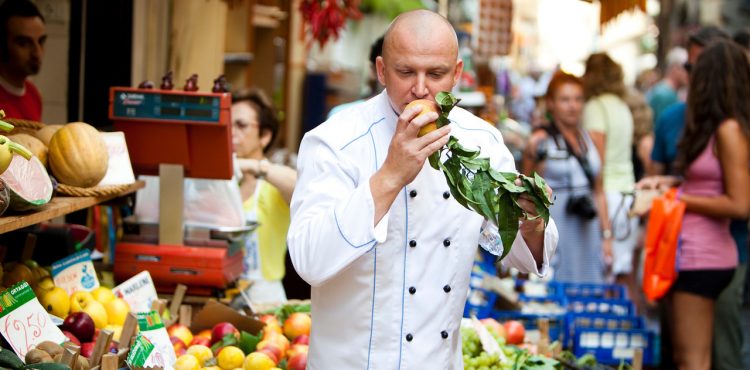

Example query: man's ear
[376,56,386,87]
[452,59,464,88]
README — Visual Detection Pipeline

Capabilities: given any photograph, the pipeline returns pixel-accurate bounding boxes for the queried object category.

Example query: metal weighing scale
[109,86,251,295]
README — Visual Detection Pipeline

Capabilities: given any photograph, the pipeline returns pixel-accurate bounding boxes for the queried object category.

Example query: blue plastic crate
[463,287,497,319]
[565,313,645,349]
[572,328,657,366]
[556,282,628,300]
[491,310,567,343]
[475,248,498,275]
[567,297,636,316]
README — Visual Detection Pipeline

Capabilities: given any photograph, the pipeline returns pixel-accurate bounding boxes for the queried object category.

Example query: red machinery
[109,85,249,294]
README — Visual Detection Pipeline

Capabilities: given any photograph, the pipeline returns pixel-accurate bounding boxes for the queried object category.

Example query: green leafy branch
[430,92,553,259]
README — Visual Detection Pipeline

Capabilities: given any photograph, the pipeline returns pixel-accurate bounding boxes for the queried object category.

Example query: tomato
[503,320,525,345]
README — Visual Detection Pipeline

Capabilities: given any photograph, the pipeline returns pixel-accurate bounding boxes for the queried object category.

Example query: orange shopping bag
[642,188,686,301]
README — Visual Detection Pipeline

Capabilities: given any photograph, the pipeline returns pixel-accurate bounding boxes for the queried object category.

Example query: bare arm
[637,134,655,177]
[238,159,298,204]
[681,120,750,219]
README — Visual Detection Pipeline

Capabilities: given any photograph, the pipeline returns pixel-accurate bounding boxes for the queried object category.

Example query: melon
[9,133,47,166]
[48,122,109,188]
[0,178,9,216]
[34,124,63,146]
[0,155,53,211]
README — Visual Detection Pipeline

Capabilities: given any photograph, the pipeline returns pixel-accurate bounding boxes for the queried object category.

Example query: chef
[288,9,558,370]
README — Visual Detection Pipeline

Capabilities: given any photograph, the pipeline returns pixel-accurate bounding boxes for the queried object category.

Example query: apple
[62,312,95,343]
[292,334,309,345]
[69,291,95,313]
[81,300,108,329]
[62,330,81,346]
[283,313,311,341]
[168,324,194,348]
[190,336,210,347]
[210,322,239,345]
[91,287,116,305]
[104,298,130,326]
[287,352,307,370]
[81,342,94,358]
[285,344,308,359]
[171,336,187,356]
[39,286,71,318]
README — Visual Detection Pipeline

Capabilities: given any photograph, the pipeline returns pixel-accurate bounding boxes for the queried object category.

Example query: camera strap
[545,122,596,190]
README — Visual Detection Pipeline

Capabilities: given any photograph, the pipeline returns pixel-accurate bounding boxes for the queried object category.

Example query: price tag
[113,271,158,314]
[51,250,100,295]
[0,281,67,360]
[126,333,155,368]
[98,132,135,186]
[136,311,176,370]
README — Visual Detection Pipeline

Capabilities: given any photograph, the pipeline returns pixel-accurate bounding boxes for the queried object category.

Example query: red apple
[190,336,211,347]
[62,312,95,343]
[292,334,309,345]
[171,336,187,356]
[167,324,194,347]
[210,322,239,345]
[287,352,307,370]
[62,331,81,346]
[81,342,94,358]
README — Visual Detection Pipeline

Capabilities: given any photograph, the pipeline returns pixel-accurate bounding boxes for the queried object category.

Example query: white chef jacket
[288,91,558,370]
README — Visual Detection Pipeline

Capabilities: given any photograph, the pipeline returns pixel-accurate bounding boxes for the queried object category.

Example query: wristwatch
[257,159,270,179]
[602,229,613,240]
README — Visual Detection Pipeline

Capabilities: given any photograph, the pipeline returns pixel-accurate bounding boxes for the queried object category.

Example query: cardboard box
[190,300,265,335]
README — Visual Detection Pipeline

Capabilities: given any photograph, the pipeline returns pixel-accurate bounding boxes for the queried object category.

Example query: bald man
[288,10,558,369]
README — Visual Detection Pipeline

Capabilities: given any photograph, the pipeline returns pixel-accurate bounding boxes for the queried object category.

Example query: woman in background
[637,40,750,370]
[581,53,638,291]
[522,71,609,283]
[232,88,297,303]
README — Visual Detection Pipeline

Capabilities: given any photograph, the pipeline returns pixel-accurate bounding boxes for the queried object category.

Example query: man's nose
[31,42,43,58]
[412,74,429,98]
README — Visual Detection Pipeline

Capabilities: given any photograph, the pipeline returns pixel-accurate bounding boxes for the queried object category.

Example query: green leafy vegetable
[430,92,554,260]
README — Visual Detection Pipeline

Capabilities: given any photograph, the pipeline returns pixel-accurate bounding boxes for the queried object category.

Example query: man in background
[0,0,46,121]
[646,47,688,122]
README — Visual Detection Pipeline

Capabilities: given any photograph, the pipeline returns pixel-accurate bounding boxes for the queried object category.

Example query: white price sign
[0,281,67,360]
[113,271,158,314]
[51,250,100,295]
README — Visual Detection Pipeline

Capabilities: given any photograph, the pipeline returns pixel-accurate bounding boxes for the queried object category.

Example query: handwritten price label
[52,250,99,295]
[0,281,66,360]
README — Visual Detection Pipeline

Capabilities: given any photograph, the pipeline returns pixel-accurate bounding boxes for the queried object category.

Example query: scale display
[112,89,221,123]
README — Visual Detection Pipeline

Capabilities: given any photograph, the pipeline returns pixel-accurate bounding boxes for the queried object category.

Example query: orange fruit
[405,99,439,137]
[217,346,245,370]
[242,352,275,370]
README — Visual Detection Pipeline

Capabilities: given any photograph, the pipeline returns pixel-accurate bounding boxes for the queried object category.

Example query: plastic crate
[572,328,657,366]
[567,298,636,317]
[555,282,628,300]
[475,248,498,275]
[463,287,497,319]
[565,313,645,349]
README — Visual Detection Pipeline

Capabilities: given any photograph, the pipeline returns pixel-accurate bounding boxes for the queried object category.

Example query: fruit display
[172,303,310,370]
[461,319,558,370]
[8,134,47,166]
[47,122,109,188]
